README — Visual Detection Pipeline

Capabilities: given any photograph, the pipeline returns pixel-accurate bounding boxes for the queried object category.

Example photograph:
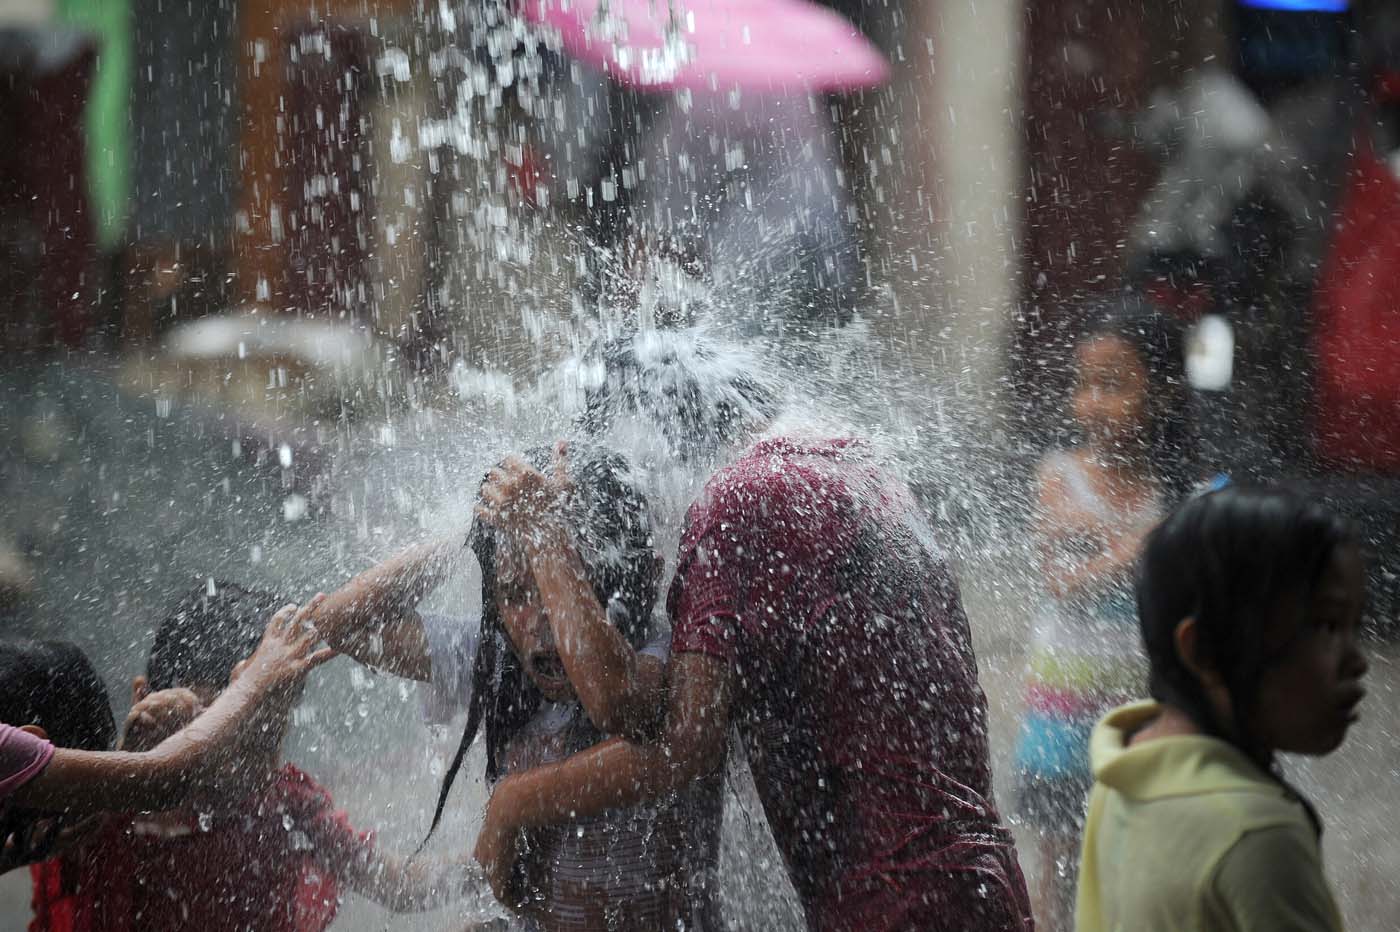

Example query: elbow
[574,660,653,737]
[667,732,726,787]
[579,688,637,738]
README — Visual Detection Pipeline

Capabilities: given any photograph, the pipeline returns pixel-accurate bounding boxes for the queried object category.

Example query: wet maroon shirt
[30,765,365,932]
[670,438,1032,932]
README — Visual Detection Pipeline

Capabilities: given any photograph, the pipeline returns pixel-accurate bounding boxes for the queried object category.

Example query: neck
[1129,703,1201,746]
[1136,701,1275,770]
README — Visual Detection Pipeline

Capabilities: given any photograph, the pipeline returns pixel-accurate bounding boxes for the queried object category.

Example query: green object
[57,0,131,249]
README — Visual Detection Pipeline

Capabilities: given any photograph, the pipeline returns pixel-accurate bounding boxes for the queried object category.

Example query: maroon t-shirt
[670,438,1032,932]
[31,765,366,932]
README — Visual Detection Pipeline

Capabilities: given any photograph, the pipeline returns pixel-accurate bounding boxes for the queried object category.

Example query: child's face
[1250,543,1369,756]
[496,543,576,703]
[1072,335,1150,447]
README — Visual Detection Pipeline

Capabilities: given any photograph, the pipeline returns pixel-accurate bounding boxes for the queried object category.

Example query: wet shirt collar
[1090,701,1279,802]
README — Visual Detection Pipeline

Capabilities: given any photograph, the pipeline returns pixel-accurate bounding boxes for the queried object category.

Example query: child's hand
[477,441,575,545]
[121,687,205,752]
[238,595,338,697]
[1,813,105,872]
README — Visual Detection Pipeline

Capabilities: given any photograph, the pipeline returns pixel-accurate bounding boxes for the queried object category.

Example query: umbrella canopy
[520,0,889,93]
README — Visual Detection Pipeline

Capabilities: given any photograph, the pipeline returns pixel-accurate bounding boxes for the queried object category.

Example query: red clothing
[30,764,371,932]
[670,438,1032,932]
[1313,139,1400,472]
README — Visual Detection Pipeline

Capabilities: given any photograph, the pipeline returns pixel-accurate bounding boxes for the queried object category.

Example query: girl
[1,600,333,872]
[1014,298,1189,928]
[315,442,722,931]
[1076,486,1365,931]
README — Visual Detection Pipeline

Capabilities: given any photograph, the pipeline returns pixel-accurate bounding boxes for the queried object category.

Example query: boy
[32,580,475,932]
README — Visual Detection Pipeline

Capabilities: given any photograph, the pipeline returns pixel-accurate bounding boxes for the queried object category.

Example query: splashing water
[0,2,1057,930]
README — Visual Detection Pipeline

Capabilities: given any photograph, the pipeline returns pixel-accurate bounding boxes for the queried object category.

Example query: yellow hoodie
[1075,701,1344,932]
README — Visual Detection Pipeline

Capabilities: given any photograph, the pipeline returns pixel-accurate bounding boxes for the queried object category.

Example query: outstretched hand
[476,441,575,546]
[239,595,338,698]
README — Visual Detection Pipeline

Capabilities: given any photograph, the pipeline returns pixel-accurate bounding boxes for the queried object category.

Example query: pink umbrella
[519,0,890,93]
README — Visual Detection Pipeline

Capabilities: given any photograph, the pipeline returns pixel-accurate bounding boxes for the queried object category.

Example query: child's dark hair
[421,445,658,845]
[0,639,115,859]
[1137,486,1359,830]
[0,639,115,753]
[577,332,779,463]
[1079,294,1194,498]
[148,581,282,691]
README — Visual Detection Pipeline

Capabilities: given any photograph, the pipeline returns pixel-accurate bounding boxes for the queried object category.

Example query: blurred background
[2,0,1398,928]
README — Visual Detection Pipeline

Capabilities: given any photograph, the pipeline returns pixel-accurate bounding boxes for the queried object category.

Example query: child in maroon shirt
[30,582,474,932]
[478,437,1033,931]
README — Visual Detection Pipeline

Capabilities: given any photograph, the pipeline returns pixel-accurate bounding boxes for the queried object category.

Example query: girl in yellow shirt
[1076,486,1367,931]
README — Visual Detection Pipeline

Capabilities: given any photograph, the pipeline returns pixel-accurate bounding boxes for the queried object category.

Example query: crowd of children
[0,297,1370,932]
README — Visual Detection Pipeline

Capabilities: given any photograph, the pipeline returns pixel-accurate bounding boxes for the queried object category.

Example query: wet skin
[1072,334,1150,449]
[497,540,577,704]
[1250,542,1369,756]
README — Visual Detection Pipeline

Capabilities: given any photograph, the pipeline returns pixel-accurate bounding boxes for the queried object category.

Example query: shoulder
[690,437,857,520]
[265,763,336,815]
[1210,817,1341,930]
[698,443,797,507]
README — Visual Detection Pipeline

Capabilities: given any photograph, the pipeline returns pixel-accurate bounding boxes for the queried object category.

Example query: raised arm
[522,523,666,737]
[10,600,334,817]
[480,444,665,737]
[311,540,462,681]
[473,651,732,906]
[1035,459,1152,601]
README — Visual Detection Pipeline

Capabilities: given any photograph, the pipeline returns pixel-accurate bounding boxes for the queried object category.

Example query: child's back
[34,764,363,932]
[1077,702,1342,932]
[1075,488,1364,932]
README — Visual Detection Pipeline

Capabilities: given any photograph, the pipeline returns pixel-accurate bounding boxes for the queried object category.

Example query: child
[1,599,330,870]
[315,443,723,931]
[0,640,116,874]
[1075,487,1365,931]
[1014,299,1188,928]
[30,581,473,931]
[474,437,1033,932]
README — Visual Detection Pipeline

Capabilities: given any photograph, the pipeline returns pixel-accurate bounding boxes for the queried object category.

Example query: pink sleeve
[0,724,55,800]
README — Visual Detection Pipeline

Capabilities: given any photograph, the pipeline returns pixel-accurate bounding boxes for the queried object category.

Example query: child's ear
[131,675,150,703]
[1174,616,1225,689]
[18,724,49,742]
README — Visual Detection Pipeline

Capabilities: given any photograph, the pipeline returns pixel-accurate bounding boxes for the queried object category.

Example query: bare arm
[473,652,732,905]
[11,600,334,816]
[524,525,666,738]
[312,541,462,681]
[1036,463,1150,601]
[336,846,497,915]
[480,445,666,738]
